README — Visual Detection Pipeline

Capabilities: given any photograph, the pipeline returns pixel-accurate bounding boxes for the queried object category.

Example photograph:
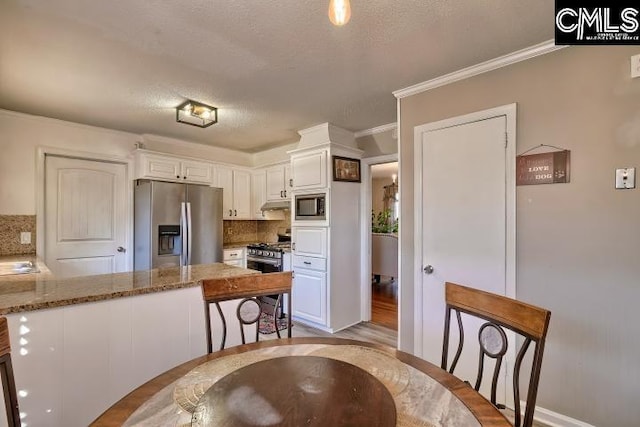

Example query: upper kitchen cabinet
[251,170,267,220]
[135,150,213,184]
[266,163,292,201]
[290,150,327,191]
[214,166,251,219]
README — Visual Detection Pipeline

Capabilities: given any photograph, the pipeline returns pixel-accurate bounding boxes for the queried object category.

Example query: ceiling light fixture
[328,0,351,26]
[176,100,218,128]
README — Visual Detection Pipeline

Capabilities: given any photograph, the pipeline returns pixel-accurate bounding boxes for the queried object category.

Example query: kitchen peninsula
[0,261,258,427]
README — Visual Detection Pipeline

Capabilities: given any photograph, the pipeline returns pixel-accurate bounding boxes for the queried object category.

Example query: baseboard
[292,316,334,333]
[520,403,595,427]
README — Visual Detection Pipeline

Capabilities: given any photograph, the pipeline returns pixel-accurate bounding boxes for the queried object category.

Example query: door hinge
[505,132,508,148]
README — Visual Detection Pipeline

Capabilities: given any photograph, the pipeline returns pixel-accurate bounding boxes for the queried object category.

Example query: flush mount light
[328,0,351,26]
[176,100,218,128]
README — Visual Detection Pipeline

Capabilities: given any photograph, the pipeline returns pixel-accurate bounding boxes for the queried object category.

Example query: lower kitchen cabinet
[292,268,326,325]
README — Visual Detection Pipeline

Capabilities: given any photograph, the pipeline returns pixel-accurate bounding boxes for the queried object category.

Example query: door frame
[36,146,134,271]
[412,103,517,357]
[359,153,399,322]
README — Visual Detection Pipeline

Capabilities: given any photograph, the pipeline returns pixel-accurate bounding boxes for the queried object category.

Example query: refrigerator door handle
[186,202,193,265]
[180,202,187,266]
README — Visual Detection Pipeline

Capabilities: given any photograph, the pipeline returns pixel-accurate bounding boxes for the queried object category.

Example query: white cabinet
[135,151,213,184]
[215,166,252,219]
[292,269,327,325]
[291,150,327,191]
[6,287,207,427]
[266,164,292,201]
[292,227,328,258]
[223,248,246,268]
[251,171,267,220]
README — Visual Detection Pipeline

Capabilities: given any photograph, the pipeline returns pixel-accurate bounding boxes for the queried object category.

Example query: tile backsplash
[0,215,37,256]
[223,211,291,244]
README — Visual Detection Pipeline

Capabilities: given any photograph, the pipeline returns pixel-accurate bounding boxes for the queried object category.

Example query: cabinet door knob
[283,190,287,198]
[234,209,238,216]
[280,190,284,198]
[229,210,233,216]
[117,246,126,253]
[176,175,180,179]
[183,176,187,179]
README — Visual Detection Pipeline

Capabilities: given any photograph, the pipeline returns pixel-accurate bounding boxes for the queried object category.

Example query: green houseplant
[372,209,398,234]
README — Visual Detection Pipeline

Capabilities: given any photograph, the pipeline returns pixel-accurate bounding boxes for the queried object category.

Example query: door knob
[117,246,126,253]
[423,265,434,274]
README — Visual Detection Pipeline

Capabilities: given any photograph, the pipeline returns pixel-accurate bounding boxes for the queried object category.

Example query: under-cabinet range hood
[260,200,290,211]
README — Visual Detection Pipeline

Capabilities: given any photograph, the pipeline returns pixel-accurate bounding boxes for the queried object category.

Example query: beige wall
[371,177,392,214]
[357,128,397,158]
[399,46,640,426]
[0,110,254,215]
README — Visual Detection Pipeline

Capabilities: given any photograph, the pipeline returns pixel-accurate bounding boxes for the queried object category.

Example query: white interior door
[415,109,515,404]
[45,155,128,278]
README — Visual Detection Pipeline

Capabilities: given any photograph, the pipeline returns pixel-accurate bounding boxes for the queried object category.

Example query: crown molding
[354,122,397,138]
[393,40,567,99]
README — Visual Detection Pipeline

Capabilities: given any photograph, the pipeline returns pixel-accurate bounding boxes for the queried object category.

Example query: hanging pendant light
[328,0,351,26]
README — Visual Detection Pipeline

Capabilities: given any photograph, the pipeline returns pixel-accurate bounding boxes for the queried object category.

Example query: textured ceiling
[0,0,554,152]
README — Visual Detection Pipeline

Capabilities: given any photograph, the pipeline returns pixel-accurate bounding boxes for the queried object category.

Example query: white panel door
[45,156,128,278]
[292,268,327,325]
[417,114,510,402]
[232,170,252,219]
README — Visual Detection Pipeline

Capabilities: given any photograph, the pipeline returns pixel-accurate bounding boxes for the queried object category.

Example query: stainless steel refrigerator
[134,180,223,270]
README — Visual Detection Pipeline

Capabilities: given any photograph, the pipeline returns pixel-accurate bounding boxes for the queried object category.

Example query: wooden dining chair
[441,282,551,427]
[201,272,293,353]
[0,317,20,427]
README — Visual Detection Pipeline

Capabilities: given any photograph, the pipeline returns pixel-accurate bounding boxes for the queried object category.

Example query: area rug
[258,312,292,335]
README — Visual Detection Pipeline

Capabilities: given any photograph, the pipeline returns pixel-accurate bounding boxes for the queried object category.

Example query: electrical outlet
[632,54,640,79]
[20,232,31,245]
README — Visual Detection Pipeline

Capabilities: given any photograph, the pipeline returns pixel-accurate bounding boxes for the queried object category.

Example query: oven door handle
[246,256,282,266]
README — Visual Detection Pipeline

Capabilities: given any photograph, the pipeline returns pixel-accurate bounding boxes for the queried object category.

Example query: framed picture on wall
[332,156,361,182]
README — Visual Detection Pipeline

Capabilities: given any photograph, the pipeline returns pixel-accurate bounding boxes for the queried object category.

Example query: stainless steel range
[246,242,290,273]
[246,231,291,318]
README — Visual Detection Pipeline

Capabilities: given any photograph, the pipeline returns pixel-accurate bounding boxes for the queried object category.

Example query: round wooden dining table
[91,337,510,427]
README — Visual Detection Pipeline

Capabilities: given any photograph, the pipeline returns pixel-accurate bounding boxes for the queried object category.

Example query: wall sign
[516,150,571,186]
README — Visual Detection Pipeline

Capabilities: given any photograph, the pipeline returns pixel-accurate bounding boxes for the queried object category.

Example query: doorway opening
[370,161,398,330]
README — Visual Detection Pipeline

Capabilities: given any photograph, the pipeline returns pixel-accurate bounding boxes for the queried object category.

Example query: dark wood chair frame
[201,272,293,353]
[441,282,551,427]
[0,317,20,427]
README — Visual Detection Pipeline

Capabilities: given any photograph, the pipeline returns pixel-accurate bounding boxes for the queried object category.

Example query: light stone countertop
[0,263,258,315]
[222,241,255,250]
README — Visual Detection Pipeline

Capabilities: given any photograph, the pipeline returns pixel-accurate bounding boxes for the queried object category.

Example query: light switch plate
[632,54,640,79]
[615,168,636,189]
[20,232,32,245]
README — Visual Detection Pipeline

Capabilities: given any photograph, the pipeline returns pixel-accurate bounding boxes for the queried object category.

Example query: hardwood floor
[371,277,398,330]
[262,320,398,349]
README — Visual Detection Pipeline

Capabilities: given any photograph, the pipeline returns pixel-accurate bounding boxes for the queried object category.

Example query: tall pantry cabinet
[289,124,363,332]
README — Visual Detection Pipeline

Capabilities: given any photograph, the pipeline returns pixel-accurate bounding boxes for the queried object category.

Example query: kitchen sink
[0,261,40,276]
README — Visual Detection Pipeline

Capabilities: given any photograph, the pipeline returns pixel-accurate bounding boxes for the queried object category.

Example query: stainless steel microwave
[294,193,326,220]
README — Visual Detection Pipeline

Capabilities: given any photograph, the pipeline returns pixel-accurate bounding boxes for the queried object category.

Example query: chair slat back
[442,282,551,427]
[445,282,549,340]
[0,317,20,427]
[201,272,293,353]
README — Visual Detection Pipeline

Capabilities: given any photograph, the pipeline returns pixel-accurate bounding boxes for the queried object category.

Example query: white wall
[0,110,253,215]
